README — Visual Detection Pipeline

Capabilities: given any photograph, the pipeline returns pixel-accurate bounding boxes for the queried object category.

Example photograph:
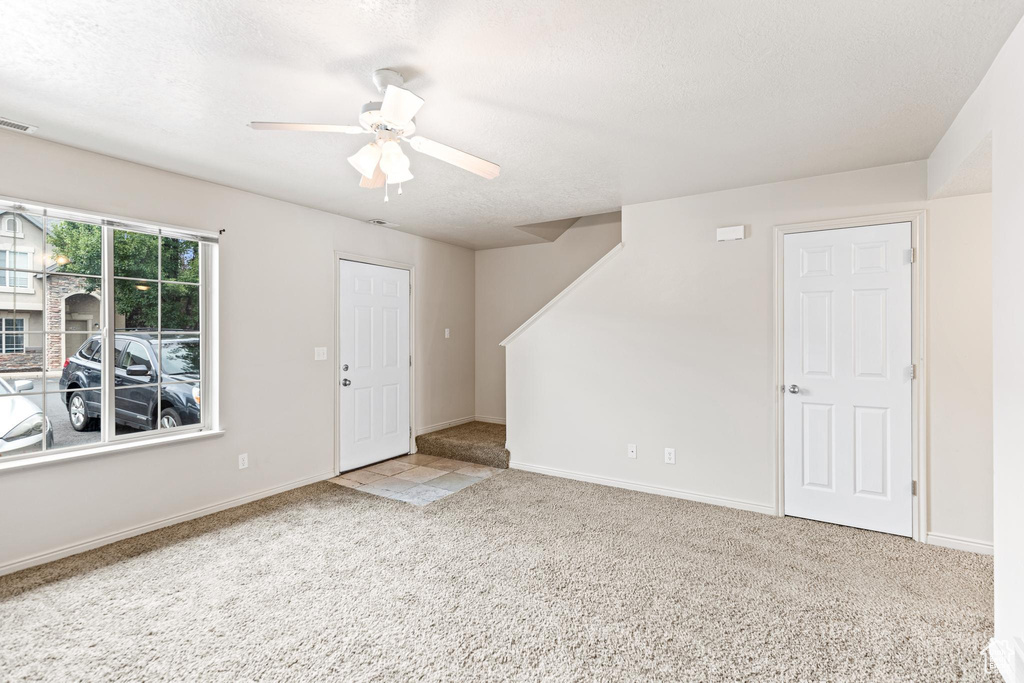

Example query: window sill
[0,428,225,474]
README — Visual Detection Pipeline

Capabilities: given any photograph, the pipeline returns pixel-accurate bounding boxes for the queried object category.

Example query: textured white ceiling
[1,0,1021,249]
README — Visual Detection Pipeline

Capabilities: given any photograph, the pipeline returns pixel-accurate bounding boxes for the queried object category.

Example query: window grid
[0,251,32,289]
[0,317,25,353]
[0,199,216,464]
[107,227,204,442]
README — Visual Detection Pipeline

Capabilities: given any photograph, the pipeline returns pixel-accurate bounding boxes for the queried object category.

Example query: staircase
[416,421,510,469]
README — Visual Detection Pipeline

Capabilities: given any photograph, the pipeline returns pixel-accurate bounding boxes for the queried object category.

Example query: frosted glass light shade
[378,140,410,176]
[347,143,381,179]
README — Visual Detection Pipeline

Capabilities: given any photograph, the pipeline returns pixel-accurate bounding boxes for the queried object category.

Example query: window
[1,215,21,236]
[0,318,25,353]
[79,339,100,361]
[161,338,199,376]
[0,251,31,290]
[118,341,153,371]
[0,199,218,464]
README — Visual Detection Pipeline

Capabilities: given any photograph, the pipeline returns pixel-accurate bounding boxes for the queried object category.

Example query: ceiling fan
[250,69,500,201]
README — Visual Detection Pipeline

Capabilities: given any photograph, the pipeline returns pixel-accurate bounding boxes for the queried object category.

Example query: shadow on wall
[475,212,622,422]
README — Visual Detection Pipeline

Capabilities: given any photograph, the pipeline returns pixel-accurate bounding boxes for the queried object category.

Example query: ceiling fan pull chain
[398,183,403,195]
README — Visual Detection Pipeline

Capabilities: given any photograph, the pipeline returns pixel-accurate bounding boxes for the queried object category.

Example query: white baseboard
[509,460,776,516]
[416,416,476,436]
[416,415,506,435]
[0,470,336,577]
[925,532,993,555]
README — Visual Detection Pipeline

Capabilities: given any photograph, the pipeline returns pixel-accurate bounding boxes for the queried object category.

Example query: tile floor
[327,453,502,506]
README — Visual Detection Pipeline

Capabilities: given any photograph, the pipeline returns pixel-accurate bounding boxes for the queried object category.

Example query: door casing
[773,210,927,541]
[334,252,417,475]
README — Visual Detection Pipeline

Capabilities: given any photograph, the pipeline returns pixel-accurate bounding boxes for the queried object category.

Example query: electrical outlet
[627,444,637,459]
[664,448,675,464]
[445,328,451,339]
[238,453,249,470]
[313,347,327,361]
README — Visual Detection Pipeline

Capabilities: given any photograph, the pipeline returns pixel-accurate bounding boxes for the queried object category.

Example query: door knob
[788,384,800,394]
[342,378,351,387]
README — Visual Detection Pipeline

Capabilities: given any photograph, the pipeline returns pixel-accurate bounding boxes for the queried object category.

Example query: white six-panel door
[783,222,913,536]
[339,259,411,471]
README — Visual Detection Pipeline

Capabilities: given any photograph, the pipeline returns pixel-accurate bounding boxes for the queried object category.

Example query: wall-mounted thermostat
[717,225,746,241]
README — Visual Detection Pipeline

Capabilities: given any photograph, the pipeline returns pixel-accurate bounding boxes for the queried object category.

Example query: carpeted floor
[415,420,510,468]
[0,470,996,682]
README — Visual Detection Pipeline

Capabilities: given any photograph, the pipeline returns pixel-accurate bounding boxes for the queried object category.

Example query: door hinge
[409,426,413,437]
[409,356,412,367]
[908,247,917,263]
[909,364,917,380]
[911,480,918,496]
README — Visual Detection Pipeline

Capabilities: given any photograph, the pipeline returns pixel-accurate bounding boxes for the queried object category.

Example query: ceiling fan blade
[359,162,387,189]
[249,122,367,134]
[407,136,500,179]
[380,86,424,125]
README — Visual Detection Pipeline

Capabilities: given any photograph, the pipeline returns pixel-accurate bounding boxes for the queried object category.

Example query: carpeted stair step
[416,421,510,469]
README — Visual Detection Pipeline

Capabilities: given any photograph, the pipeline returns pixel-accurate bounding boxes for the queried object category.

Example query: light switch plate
[314,347,327,361]
[445,328,450,339]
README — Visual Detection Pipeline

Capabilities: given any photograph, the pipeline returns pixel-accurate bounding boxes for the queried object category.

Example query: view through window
[0,201,216,462]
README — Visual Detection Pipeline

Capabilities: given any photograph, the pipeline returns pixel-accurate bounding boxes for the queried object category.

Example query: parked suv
[59,334,201,432]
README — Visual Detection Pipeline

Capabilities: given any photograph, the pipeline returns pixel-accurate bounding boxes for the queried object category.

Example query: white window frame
[1,215,24,237]
[0,248,36,293]
[0,315,28,354]
[0,196,220,471]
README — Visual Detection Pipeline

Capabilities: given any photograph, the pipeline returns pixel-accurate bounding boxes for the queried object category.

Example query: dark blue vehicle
[59,334,201,432]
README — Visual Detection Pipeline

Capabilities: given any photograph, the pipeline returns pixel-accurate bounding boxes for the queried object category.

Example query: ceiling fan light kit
[251,68,499,203]
[378,140,409,176]
[348,142,381,178]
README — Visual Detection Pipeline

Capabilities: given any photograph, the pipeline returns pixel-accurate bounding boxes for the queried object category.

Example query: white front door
[783,222,913,536]
[339,259,411,471]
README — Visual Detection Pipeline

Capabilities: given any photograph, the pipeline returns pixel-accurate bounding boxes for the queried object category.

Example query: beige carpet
[0,471,996,682]
[415,421,510,468]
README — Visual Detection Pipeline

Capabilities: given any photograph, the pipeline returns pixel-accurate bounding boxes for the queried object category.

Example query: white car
[0,378,54,456]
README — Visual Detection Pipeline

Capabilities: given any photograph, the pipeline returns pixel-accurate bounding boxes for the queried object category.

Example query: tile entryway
[328,453,502,506]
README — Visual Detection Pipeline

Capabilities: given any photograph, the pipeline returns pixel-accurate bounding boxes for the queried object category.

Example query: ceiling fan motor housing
[359,100,415,136]
[371,68,405,94]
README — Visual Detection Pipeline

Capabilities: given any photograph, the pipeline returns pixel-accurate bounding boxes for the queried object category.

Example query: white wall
[926,194,993,548]
[927,70,992,199]
[927,14,1024,674]
[0,132,475,573]
[988,14,1024,676]
[474,213,621,421]
[505,162,994,547]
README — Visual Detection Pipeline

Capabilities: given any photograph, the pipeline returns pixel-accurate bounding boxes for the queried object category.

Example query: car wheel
[159,407,182,429]
[68,393,94,432]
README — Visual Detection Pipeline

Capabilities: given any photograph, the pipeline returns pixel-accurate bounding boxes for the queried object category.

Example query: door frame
[772,210,927,541]
[334,252,417,475]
